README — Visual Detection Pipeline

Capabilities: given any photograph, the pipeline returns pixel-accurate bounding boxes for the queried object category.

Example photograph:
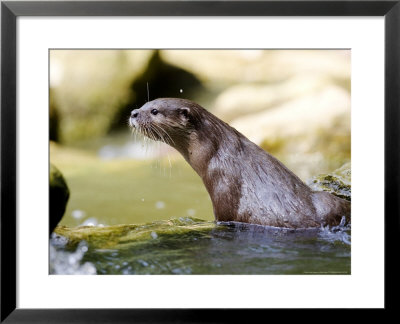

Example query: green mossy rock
[50,163,70,235]
[54,217,216,250]
[307,162,351,201]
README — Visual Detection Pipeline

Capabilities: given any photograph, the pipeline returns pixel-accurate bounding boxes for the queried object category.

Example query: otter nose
[131,110,139,118]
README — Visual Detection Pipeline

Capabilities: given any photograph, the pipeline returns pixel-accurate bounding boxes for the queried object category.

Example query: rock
[50,50,154,143]
[50,163,70,235]
[50,50,350,143]
[49,88,60,142]
[213,74,330,121]
[258,114,350,180]
[54,217,215,249]
[162,50,350,84]
[230,85,350,145]
[307,162,351,200]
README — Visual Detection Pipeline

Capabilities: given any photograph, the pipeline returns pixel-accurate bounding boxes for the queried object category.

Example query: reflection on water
[50,217,350,275]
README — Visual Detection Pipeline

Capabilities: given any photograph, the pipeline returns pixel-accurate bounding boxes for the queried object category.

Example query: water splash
[318,216,351,245]
[50,237,96,275]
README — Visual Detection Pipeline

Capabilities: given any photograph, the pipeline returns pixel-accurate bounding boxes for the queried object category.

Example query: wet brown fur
[129,98,351,228]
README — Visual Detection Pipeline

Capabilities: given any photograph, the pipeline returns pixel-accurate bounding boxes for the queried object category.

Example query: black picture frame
[1,0,398,322]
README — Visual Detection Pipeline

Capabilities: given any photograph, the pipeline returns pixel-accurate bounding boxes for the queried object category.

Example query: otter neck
[175,133,212,178]
[176,122,241,179]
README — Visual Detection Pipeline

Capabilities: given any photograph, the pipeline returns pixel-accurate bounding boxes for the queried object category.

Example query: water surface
[51,217,350,275]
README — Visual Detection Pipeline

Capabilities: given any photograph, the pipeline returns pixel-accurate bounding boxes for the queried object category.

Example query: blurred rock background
[50,49,350,227]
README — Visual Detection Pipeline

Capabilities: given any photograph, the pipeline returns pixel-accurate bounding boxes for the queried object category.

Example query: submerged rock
[50,163,70,235]
[308,162,351,201]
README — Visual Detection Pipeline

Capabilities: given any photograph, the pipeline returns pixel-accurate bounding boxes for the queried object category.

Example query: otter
[129,98,350,228]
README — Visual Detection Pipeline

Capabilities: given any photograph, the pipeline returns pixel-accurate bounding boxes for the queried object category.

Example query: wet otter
[129,98,350,228]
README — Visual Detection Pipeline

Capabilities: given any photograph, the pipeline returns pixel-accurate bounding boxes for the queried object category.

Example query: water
[50,217,350,275]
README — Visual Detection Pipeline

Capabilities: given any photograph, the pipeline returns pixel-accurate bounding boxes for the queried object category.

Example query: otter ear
[178,107,190,118]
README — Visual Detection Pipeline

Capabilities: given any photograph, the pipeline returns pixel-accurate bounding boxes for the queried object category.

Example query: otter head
[129,98,200,151]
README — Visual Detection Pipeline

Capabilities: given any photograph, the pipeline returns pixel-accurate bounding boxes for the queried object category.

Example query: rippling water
[50,217,350,275]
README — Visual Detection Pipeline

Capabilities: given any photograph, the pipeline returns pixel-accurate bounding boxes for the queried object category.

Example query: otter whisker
[140,125,151,154]
[151,123,173,146]
[166,153,172,178]
[153,123,176,147]
[149,125,163,142]
[150,124,169,146]
[136,125,146,146]
[143,126,151,145]
[147,124,172,176]
[129,121,139,140]
[147,125,158,142]
[130,128,135,137]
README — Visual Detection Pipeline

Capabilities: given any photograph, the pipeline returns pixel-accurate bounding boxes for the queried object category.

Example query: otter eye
[151,109,158,116]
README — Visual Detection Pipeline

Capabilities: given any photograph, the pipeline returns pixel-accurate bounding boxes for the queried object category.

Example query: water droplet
[80,217,98,227]
[187,209,196,217]
[72,210,85,219]
[150,231,158,239]
[68,256,76,264]
[155,201,165,209]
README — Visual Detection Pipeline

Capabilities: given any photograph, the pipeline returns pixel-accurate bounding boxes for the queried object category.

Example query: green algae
[308,162,351,200]
[54,217,217,250]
